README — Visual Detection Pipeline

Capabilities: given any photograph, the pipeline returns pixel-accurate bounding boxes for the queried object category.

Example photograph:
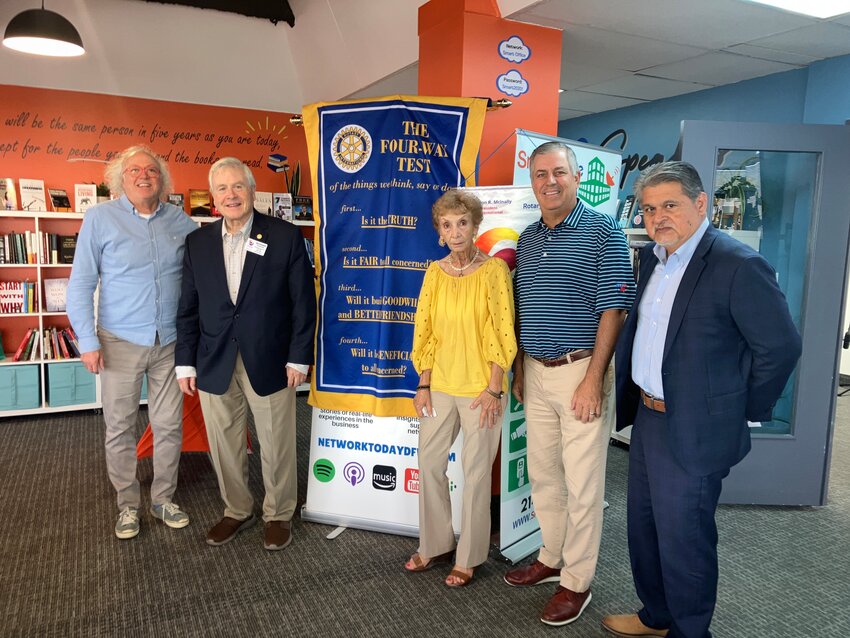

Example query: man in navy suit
[175,157,315,551]
[603,162,801,638]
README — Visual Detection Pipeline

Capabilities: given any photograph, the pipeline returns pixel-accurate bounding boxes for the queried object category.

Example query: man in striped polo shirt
[505,141,635,626]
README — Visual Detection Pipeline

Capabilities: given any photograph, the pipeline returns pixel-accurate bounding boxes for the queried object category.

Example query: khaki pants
[99,329,183,511]
[199,353,297,522]
[417,391,505,568]
[523,354,614,592]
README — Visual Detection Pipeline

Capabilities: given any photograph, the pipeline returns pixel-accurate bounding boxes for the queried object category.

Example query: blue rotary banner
[303,96,487,417]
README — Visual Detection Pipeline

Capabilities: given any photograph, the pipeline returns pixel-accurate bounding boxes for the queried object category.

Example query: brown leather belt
[530,348,594,367]
[640,389,666,413]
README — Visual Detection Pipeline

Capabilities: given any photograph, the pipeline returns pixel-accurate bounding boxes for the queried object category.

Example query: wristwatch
[485,387,504,399]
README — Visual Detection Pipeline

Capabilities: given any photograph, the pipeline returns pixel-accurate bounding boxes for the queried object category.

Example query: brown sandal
[445,567,474,587]
[404,550,453,573]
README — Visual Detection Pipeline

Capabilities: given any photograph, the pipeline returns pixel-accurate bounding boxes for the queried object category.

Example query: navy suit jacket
[175,211,316,396]
[615,225,801,476]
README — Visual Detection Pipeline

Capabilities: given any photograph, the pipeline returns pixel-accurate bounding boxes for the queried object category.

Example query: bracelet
[485,387,504,399]
[416,385,430,390]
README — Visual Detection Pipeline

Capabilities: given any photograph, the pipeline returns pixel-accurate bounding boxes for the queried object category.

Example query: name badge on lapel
[246,238,268,256]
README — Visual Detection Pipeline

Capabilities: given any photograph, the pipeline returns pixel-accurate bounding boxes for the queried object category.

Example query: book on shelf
[48,188,72,212]
[43,277,69,312]
[189,189,212,216]
[12,329,31,360]
[59,235,77,264]
[65,325,81,357]
[304,237,315,269]
[74,184,97,213]
[1,177,18,211]
[0,280,35,313]
[13,327,35,361]
[273,193,293,221]
[19,179,46,212]
[168,193,185,210]
[293,195,313,222]
[28,330,39,360]
[255,191,273,217]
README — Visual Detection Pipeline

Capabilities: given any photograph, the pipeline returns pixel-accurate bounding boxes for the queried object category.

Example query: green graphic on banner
[577,156,612,206]
[508,418,527,454]
[313,458,336,483]
[508,456,529,492]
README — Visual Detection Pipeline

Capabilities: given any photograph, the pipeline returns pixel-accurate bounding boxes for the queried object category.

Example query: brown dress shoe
[601,613,669,637]
[504,560,561,587]
[264,520,292,551]
[540,586,592,626]
[206,515,256,546]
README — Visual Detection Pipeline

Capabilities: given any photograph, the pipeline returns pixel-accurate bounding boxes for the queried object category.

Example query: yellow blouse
[411,257,517,398]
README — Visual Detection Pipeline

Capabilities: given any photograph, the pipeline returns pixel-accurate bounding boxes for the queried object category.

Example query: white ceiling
[348,0,850,121]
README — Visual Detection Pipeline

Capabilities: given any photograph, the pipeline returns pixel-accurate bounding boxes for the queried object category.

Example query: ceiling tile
[515,0,817,49]
[559,90,646,112]
[560,62,630,90]
[725,43,818,65]
[645,51,798,85]
[561,24,707,72]
[748,22,850,58]
[580,74,712,100]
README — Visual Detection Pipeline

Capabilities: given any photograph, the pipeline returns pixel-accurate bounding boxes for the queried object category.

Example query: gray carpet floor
[1,395,848,637]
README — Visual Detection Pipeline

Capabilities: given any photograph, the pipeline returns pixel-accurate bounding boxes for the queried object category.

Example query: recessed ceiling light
[558,88,565,93]
[743,0,850,18]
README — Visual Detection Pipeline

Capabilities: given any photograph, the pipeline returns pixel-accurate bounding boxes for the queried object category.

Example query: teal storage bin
[0,365,41,410]
[140,375,148,401]
[46,362,96,407]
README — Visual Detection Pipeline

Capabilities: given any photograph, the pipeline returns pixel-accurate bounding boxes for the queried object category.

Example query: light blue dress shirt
[67,195,198,353]
[631,218,710,398]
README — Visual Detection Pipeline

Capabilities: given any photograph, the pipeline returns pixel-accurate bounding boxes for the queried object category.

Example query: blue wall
[558,54,850,195]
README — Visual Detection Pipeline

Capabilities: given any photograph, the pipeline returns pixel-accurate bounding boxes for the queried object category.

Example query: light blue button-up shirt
[631,218,710,398]
[67,194,198,353]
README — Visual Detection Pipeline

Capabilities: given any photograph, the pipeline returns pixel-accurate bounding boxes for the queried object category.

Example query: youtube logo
[404,468,419,494]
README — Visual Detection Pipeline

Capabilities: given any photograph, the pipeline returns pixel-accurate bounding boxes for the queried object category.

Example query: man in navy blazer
[175,157,315,551]
[602,162,801,638]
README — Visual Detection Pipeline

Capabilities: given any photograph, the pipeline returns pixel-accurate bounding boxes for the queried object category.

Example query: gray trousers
[99,329,183,511]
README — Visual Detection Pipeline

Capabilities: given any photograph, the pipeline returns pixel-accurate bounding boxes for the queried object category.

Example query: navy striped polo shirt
[514,200,636,359]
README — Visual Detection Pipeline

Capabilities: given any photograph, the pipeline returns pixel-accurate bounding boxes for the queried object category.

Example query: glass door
[680,120,850,505]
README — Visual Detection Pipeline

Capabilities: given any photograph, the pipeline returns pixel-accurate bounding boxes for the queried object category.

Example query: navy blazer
[175,211,316,396]
[615,225,801,476]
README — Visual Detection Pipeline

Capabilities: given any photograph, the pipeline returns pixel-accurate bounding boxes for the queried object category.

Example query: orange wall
[419,1,561,186]
[0,84,309,203]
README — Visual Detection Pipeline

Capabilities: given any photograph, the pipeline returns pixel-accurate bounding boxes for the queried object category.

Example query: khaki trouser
[417,391,505,568]
[99,329,183,511]
[198,353,297,522]
[522,354,614,592]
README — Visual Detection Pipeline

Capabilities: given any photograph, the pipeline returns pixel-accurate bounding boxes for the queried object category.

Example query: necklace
[447,248,480,276]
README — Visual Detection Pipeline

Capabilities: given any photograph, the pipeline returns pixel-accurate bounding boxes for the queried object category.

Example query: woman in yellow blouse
[404,190,517,587]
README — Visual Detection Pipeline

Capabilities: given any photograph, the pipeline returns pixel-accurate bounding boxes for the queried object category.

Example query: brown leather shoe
[540,586,592,626]
[263,520,292,551]
[504,560,561,587]
[206,515,256,546]
[601,613,669,636]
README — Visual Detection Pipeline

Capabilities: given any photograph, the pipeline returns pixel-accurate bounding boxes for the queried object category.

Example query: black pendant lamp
[3,2,85,57]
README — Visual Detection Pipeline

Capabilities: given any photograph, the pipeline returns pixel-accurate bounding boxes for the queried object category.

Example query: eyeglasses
[124,166,161,178]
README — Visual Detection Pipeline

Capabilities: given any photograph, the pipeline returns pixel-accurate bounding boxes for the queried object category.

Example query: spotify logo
[313,458,336,483]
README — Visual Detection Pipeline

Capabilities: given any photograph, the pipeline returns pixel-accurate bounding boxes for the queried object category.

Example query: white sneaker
[150,501,190,529]
[115,507,140,539]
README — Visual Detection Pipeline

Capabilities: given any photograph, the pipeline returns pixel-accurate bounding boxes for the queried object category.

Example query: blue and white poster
[303,96,486,417]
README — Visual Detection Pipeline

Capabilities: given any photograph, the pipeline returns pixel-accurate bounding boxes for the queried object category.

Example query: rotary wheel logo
[330,125,372,173]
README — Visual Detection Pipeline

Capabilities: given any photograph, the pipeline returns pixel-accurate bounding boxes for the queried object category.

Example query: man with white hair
[176,157,315,551]
[68,145,197,539]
